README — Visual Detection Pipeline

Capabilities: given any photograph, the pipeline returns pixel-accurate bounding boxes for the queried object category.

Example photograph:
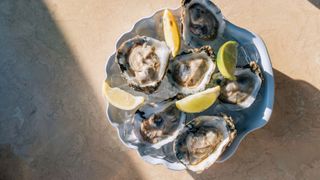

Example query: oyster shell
[133,98,186,149]
[174,115,236,172]
[167,46,216,95]
[181,0,225,47]
[116,36,170,94]
[214,61,263,110]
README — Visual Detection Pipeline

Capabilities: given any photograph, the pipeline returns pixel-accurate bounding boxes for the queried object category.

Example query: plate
[104,6,274,170]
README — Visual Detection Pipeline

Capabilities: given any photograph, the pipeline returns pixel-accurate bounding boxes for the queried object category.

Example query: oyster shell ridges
[167,46,217,95]
[116,36,170,94]
[174,115,237,172]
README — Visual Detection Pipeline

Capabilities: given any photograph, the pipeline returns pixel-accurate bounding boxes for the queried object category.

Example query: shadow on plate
[0,0,142,179]
[308,0,320,8]
[188,69,320,179]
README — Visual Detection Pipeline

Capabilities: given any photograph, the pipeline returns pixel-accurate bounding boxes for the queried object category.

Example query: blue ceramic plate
[105,6,274,170]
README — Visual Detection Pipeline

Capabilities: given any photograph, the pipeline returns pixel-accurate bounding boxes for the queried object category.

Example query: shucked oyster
[167,46,216,95]
[174,115,236,172]
[181,0,225,47]
[116,36,170,94]
[214,61,263,110]
[133,98,186,149]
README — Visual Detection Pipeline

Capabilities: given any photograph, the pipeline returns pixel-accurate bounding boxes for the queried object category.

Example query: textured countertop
[0,0,319,179]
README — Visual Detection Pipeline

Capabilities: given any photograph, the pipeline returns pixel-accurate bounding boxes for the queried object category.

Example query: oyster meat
[214,61,263,110]
[181,0,225,47]
[174,115,236,172]
[133,99,186,149]
[116,36,170,94]
[167,46,216,95]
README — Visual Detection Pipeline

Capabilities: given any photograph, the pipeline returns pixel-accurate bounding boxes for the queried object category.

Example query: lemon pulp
[176,86,221,113]
[103,80,144,110]
[217,41,238,80]
[163,9,180,57]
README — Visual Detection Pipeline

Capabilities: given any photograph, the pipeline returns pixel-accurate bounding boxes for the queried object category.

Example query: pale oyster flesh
[214,61,263,110]
[181,0,225,47]
[134,98,186,149]
[174,115,236,172]
[116,36,170,94]
[167,46,216,95]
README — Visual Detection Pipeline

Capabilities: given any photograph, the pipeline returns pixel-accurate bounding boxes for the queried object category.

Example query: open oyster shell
[174,115,236,172]
[116,36,170,94]
[167,46,217,95]
[133,98,186,149]
[181,0,225,47]
[214,61,263,111]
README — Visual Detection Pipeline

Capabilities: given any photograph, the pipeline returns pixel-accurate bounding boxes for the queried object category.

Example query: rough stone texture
[0,0,319,180]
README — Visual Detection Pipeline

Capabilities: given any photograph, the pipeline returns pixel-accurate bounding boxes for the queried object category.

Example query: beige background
[0,0,320,179]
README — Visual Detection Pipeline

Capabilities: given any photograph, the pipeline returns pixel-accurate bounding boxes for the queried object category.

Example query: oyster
[181,0,225,47]
[174,115,236,172]
[167,46,216,95]
[133,98,186,149]
[214,61,263,110]
[116,36,170,94]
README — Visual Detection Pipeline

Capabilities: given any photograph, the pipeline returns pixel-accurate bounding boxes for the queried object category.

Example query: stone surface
[0,0,319,180]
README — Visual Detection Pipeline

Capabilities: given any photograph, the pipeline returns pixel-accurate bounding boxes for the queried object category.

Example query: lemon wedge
[103,80,144,110]
[217,41,238,80]
[163,9,180,57]
[176,86,221,113]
